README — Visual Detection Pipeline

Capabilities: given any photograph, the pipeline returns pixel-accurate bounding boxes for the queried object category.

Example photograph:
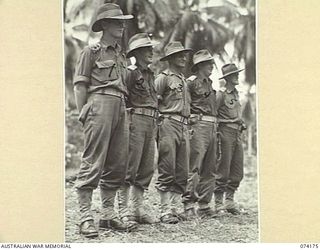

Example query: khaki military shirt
[73,40,128,95]
[126,64,158,109]
[216,87,242,120]
[188,75,217,116]
[155,69,190,117]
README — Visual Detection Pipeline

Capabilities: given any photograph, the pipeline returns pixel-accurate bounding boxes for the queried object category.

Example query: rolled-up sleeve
[187,80,195,94]
[216,91,224,111]
[73,47,93,85]
[155,74,167,101]
[125,70,136,90]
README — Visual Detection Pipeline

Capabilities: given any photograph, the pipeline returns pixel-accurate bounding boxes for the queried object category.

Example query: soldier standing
[182,49,219,219]
[73,3,135,238]
[117,33,158,224]
[155,41,192,224]
[215,63,246,215]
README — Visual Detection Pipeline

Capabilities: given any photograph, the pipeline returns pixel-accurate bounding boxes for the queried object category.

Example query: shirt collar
[226,87,238,94]
[196,74,211,84]
[164,68,184,80]
[136,63,152,73]
[100,39,120,51]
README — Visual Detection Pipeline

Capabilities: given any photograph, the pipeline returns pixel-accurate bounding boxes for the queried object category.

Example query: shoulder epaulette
[219,86,227,92]
[187,75,197,81]
[128,64,138,71]
[160,71,168,76]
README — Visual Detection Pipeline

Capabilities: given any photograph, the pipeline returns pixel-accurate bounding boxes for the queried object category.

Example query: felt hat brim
[191,58,215,73]
[159,48,192,61]
[92,15,133,32]
[126,41,159,58]
[219,68,244,80]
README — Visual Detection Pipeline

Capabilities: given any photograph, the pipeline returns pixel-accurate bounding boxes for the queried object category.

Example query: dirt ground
[65,156,258,243]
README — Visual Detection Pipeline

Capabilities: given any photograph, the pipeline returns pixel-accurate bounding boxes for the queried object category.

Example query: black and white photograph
[64,0,257,243]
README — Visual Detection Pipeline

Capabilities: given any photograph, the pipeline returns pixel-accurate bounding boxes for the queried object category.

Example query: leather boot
[79,220,98,238]
[100,187,137,231]
[159,190,179,224]
[170,192,186,221]
[117,185,130,218]
[99,217,137,232]
[214,192,224,210]
[130,186,154,224]
[100,188,117,220]
[225,190,241,215]
[77,189,98,238]
[180,207,197,220]
[197,206,219,219]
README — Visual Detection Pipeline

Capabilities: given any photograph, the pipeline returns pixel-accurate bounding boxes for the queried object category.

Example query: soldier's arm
[125,65,137,90]
[155,73,167,101]
[73,47,93,112]
[187,79,195,94]
[215,90,223,110]
[74,83,88,113]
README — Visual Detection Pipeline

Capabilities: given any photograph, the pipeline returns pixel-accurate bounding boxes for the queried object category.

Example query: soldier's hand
[188,128,194,139]
[241,131,247,142]
[241,121,247,131]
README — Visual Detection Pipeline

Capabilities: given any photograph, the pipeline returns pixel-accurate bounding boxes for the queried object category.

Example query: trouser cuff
[100,208,117,220]
[80,215,94,224]
[198,202,210,210]
[184,202,195,211]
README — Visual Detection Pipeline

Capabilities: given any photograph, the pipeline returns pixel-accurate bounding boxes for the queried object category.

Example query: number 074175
[300,244,319,248]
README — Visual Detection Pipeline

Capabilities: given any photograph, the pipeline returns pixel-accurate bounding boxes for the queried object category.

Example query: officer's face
[101,19,125,38]
[170,52,187,69]
[135,47,153,65]
[225,73,239,85]
[198,61,214,78]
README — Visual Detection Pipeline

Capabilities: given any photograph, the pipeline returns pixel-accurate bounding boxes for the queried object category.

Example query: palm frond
[233,15,255,84]
[153,0,181,30]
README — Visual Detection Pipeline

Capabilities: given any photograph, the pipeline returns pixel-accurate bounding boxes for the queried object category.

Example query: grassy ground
[65,111,258,243]
[65,157,258,243]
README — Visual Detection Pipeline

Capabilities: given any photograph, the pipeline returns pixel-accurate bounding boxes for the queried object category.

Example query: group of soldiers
[72,3,247,238]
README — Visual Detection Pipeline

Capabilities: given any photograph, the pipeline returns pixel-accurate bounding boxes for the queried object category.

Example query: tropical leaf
[63,0,256,107]
[127,0,157,35]
[207,18,232,53]
[169,11,199,42]
[233,14,255,84]
[153,0,182,30]
[204,5,239,23]
[166,10,232,54]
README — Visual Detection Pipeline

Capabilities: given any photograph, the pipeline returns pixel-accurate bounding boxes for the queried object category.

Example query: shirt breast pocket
[95,60,118,82]
[193,86,206,97]
[168,82,183,100]
[135,78,150,97]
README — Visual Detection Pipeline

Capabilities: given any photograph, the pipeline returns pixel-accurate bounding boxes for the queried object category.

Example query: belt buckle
[154,110,159,119]
[179,116,185,124]
[129,107,135,114]
[181,116,188,125]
